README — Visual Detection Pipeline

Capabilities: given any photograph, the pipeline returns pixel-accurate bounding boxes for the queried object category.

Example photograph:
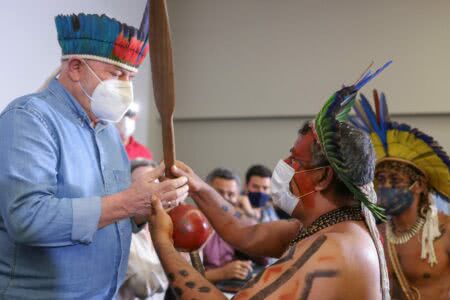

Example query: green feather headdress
[313,61,392,221]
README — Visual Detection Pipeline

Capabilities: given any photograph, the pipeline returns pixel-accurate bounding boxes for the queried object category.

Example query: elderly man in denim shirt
[0,6,188,300]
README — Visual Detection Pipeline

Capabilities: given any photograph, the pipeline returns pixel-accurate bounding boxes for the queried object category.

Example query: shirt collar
[47,78,108,130]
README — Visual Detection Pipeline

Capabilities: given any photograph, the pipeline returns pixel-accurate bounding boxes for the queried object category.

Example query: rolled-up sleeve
[71,196,102,243]
[0,107,101,246]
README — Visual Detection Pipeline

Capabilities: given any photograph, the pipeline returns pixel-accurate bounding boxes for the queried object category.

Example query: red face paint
[292,171,316,209]
[288,131,318,209]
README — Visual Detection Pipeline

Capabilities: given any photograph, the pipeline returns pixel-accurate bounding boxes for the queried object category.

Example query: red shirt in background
[125,136,153,160]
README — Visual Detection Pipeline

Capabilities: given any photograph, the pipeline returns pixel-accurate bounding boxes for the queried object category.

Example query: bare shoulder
[233,234,344,300]
[437,212,450,249]
[437,212,449,227]
[234,230,381,299]
[437,211,446,219]
[325,226,381,263]
[437,212,449,239]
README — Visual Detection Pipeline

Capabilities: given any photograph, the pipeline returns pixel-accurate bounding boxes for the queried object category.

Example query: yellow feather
[369,129,450,198]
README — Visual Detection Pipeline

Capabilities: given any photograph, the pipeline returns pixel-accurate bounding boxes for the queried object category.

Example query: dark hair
[130,159,158,174]
[206,167,241,188]
[300,121,376,204]
[245,165,272,184]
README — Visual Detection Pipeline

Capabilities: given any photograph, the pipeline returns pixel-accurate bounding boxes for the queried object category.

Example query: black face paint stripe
[299,269,340,300]
[248,235,327,300]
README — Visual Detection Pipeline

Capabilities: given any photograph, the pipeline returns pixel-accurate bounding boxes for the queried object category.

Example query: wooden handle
[149,0,176,177]
[161,118,175,177]
[189,251,206,275]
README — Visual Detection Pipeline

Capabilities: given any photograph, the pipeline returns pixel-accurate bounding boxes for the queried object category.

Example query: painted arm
[150,198,227,299]
[172,162,301,258]
[151,198,341,300]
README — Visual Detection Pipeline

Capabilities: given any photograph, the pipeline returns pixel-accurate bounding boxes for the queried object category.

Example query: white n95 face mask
[271,160,326,215]
[80,60,134,123]
[271,160,299,215]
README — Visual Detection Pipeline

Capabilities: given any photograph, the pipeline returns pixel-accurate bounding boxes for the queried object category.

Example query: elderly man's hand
[149,196,173,243]
[170,161,208,194]
[123,165,189,218]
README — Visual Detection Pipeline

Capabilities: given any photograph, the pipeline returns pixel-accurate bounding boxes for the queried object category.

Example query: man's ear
[411,177,427,195]
[66,58,83,82]
[314,166,333,192]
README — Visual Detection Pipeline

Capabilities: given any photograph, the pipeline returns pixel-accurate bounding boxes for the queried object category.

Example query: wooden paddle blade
[150,0,175,118]
[149,0,176,176]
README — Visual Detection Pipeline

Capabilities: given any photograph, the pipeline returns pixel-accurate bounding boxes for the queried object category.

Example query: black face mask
[376,186,415,216]
[248,192,271,208]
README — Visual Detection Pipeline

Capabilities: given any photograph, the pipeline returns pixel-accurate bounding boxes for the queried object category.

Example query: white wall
[168,0,450,119]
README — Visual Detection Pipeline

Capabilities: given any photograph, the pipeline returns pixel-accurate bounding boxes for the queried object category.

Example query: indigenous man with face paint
[148,63,392,299]
[0,4,189,299]
[351,91,450,300]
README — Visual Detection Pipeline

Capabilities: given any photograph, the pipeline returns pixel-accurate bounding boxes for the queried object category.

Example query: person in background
[351,90,449,300]
[119,159,169,300]
[202,168,256,284]
[242,164,280,222]
[117,102,153,160]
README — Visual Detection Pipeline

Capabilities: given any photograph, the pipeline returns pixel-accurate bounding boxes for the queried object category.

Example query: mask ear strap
[296,190,316,199]
[291,175,316,200]
[79,81,94,101]
[408,181,418,191]
[81,59,103,83]
[294,165,327,174]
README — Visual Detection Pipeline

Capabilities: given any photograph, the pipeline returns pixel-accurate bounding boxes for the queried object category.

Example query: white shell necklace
[386,216,425,245]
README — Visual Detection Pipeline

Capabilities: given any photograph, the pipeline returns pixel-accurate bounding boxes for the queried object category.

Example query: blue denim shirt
[0,79,133,299]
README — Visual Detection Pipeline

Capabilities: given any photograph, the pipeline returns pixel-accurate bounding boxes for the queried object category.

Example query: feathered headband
[350,90,450,202]
[55,1,150,72]
[313,61,392,221]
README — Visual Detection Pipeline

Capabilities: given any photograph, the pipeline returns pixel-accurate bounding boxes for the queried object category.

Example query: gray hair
[301,121,376,197]
[130,159,158,174]
[337,122,376,186]
[205,167,241,188]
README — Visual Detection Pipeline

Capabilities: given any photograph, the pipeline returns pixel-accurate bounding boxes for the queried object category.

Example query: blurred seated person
[202,168,259,285]
[117,102,153,160]
[119,159,168,300]
[242,164,281,222]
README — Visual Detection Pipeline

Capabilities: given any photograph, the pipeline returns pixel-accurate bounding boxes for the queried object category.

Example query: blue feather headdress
[55,0,149,72]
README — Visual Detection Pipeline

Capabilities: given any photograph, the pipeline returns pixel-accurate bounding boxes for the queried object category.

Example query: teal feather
[55,14,120,58]
[314,62,392,221]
